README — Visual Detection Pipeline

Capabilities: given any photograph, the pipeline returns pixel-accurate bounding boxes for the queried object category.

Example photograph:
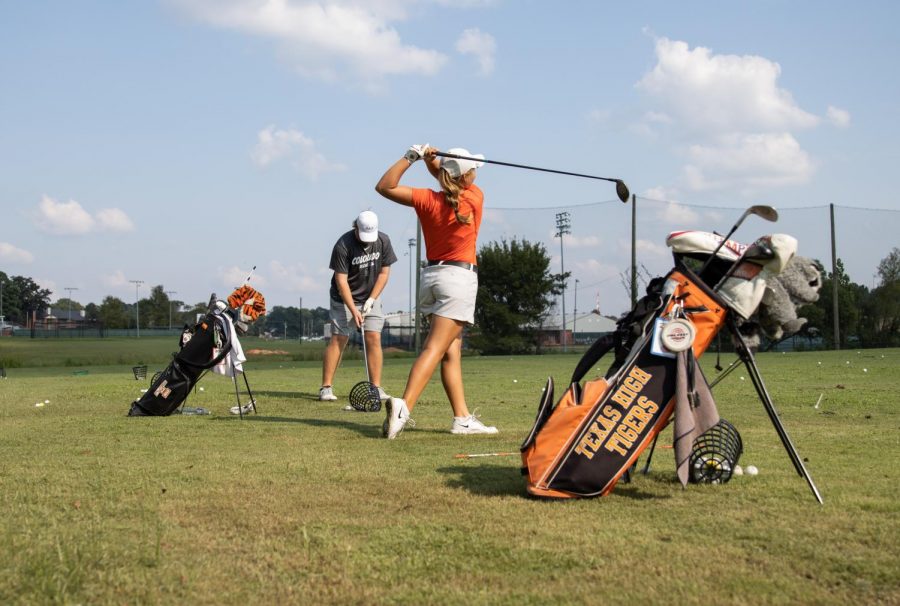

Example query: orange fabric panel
[524,378,609,488]
[665,271,728,359]
[411,185,484,265]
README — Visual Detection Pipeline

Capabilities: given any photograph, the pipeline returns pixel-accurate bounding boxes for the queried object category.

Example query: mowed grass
[0,339,898,604]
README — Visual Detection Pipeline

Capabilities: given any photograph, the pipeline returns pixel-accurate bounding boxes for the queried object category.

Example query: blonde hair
[438,169,473,224]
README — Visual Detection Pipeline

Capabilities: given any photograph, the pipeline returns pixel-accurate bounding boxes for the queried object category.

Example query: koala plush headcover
[756,255,822,341]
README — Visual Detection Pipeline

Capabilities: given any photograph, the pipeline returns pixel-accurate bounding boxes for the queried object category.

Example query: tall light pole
[129,280,144,337]
[408,237,415,338]
[573,278,579,345]
[165,290,177,330]
[299,297,303,340]
[64,287,78,326]
[555,211,571,352]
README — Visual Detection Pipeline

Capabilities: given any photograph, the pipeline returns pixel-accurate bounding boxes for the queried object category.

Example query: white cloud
[34,195,135,236]
[267,260,320,292]
[656,202,699,226]
[102,270,129,289]
[635,238,669,258]
[170,0,448,91]
[565,234,602,248]
[637,37,819,134]
[587,108,611,126]
[95,208,135,232]
[251,126,345,179]
[221,265,268,290]
[35,196,95,235]
[0,242,34,263]
[827,105,851,128]
[455,28,496,76]
[683,133,814,192]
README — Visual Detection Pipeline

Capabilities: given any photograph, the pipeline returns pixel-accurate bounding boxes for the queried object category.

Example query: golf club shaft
[244,265,257,285]
[360,317,370,383]
[434,151,621,185]
[454,452,517,459]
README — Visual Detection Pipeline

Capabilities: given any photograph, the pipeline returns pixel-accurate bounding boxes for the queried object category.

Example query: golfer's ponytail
[438,169,473,225]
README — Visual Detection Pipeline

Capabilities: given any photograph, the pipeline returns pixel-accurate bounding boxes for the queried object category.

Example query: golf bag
[521,230,823,501]
[127,286,266,417]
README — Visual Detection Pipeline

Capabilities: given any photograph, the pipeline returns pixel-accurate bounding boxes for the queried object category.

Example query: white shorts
[419,265,478,325]
[329,298,385,336]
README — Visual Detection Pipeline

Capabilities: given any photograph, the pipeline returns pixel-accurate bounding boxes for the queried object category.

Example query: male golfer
[319,210,397,406]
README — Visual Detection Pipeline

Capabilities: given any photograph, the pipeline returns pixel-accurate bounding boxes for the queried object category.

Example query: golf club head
[749,205,779,222]
[615,180,630,203]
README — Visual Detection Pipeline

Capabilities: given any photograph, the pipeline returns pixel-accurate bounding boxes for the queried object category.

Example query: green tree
[0,274,52,324]
[98,296,129,329]
[813,259,864,348]
[876,247,900,285]
[470,239,566,354]
[140,285,172,328]
[84,302,100,322]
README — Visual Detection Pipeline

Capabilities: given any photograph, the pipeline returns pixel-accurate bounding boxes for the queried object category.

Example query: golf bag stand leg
[232,370,257,419]
[728,318,824,504]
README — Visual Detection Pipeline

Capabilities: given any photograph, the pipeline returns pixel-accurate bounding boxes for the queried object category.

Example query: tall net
[477,197,900,319]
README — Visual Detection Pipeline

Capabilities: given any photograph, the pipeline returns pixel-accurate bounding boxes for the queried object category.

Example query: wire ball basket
[689,419,743,484]
[132,365,148,380]
[349,381,382,412]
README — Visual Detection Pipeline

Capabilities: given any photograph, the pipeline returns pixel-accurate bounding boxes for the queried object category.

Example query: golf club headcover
[227,285,267,322]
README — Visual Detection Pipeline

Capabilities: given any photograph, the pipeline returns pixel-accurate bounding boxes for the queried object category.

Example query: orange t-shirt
[411,185,484,265]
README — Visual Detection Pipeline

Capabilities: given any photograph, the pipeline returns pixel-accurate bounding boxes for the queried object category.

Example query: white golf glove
[362,297,375,315]
[405,143,430,164]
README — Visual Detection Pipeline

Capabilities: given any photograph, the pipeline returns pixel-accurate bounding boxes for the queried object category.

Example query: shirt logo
[352,251,381,266]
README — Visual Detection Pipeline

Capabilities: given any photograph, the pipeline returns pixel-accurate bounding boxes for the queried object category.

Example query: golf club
[432,150,631,203]
[243,265,257,285]
[453,452,518,459]
[697,205,779,278]
[348,319,381,412]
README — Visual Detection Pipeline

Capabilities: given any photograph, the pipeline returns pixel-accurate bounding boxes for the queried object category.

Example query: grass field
[1,338,898,604]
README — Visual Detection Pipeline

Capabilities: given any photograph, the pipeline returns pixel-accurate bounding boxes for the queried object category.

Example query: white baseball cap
[440,147,485,179]
[355,210,378,242]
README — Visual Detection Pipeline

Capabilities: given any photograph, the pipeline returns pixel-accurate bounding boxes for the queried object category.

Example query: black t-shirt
[329,230,398,304]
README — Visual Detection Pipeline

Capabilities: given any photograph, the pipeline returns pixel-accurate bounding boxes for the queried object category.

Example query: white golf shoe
[384,397,412,439]
[319,386,338,401]
[451,413,498,435]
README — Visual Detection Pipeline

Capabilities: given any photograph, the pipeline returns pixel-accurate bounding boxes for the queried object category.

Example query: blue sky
[2,1,898,317]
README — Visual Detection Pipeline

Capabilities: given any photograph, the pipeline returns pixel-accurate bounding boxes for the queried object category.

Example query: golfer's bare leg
[440,335,469,418]
[365,330,383,386]
[401,315,464,412]
[322,334,349,387]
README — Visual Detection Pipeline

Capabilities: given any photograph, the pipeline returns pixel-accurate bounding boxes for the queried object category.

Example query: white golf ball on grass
[745,465,759,476]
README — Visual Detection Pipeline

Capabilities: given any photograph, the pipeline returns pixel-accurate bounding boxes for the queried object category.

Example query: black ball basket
[349,381,381,412]
[689,419,743,484]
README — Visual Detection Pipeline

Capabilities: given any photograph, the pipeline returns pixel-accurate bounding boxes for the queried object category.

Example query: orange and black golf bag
[521,224,823,503]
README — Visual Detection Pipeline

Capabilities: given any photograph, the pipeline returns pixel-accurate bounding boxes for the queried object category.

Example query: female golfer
[375,144,498,439]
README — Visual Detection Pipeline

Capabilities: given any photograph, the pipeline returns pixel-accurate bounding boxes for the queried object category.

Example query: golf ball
[733,465,743,476]
[746,465,759,476]
[199,387,205,392]
[863,368,868,373]
[817,361,822,366]
[35,402,44,408]
[513,379,518,383]
[740,376,745,381]
[44,400,50,404]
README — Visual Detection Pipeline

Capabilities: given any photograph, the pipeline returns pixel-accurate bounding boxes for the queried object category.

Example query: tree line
[3,245,898,349]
